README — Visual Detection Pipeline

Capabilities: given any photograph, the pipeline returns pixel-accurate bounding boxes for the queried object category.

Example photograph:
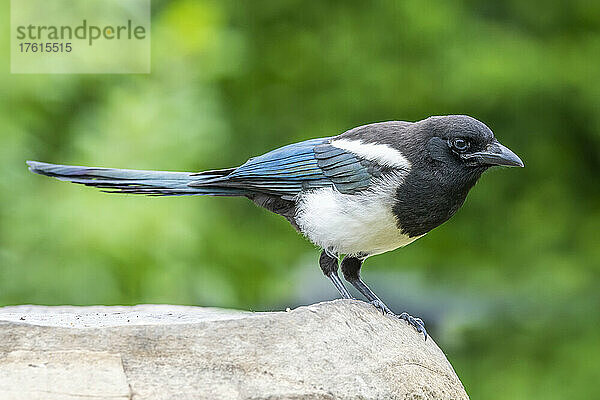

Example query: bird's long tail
[26,161,247,196]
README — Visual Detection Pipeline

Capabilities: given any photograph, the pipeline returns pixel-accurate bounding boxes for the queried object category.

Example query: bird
[27,115,523,339]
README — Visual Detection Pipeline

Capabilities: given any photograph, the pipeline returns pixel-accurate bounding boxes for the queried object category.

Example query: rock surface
[0,300,468,400]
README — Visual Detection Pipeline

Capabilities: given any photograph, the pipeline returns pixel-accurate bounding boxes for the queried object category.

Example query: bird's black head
[391,115,523,237]
[421,115,524,173]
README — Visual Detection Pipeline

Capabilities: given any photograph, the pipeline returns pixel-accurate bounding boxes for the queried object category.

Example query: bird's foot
[398,312,427,341]
[369,299,394,315]
[369,300,427,340]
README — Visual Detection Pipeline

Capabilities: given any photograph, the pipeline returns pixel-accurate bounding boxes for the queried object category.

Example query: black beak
[462,140,524,168]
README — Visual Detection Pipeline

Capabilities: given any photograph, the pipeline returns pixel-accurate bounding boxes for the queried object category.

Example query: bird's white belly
[295,180,421,256]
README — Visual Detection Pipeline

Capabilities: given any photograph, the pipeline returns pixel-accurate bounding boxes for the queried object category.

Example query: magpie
[27,115,523,339]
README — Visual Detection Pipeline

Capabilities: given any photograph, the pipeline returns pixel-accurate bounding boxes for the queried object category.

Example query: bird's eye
[450,138,470,152]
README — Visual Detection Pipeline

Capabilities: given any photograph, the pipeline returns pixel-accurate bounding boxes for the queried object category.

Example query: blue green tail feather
[26,161,247,196]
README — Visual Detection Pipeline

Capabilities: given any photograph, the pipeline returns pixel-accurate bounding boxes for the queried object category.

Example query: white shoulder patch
[330,138,411,170]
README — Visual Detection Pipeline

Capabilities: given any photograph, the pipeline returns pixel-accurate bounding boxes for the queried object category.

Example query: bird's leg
[341,256,427,339]
[342,258,390,311]
[319,250,353,299]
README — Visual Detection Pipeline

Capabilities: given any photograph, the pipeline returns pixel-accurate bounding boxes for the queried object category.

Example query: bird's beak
[462,140,524,168]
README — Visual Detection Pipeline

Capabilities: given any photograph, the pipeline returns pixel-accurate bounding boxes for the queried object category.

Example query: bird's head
[420,115,523,177]
[388,115,524,236]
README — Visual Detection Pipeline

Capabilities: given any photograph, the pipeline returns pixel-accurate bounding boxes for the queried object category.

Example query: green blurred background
[2,1,599,398]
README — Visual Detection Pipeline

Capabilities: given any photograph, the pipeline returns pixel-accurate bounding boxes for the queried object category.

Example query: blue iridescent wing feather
[189,137,383,197]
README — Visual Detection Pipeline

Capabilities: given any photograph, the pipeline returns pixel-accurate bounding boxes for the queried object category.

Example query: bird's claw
[369,300,427,340]
[398,311,428,341]
[369,299,393,315]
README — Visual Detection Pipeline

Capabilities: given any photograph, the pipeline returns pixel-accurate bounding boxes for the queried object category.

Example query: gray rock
[0,300,468,400]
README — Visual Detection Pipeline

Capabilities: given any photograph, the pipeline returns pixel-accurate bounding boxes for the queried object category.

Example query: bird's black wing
[188,137,388,199]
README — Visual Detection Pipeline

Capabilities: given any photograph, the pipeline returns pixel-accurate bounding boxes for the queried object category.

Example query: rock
[0,300,468,400]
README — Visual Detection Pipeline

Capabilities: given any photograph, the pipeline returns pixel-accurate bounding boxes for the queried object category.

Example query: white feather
[295,173,423,256]
[330,139,411,170]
